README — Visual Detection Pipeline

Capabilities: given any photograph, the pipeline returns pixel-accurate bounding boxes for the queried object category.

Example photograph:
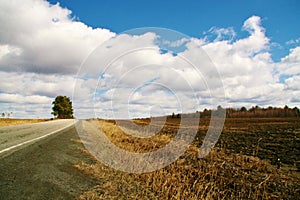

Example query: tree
[240,106,247,112]
[52,96,73,119]
[1,112,5,118]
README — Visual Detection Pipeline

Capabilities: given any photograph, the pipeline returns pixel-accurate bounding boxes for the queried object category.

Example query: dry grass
[0,118,48,127]
[135,148,298,199]
[75,146,158,200]
[97,119,173,153]
[76,118,300,200]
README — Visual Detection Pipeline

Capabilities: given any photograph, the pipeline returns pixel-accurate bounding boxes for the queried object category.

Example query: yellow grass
[0,118,48,127]
[97,119,172,153]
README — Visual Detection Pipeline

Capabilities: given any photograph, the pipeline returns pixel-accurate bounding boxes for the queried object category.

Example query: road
[0,120,98,199]
[0,120,76,156]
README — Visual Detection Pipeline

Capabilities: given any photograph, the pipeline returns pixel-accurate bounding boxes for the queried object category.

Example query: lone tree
[52,96,73,119]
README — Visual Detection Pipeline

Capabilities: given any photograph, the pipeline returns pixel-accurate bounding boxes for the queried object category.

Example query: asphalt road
[0,119,76,156]
[0,120,98,199]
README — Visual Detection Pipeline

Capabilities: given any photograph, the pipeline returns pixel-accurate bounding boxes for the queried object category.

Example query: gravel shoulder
[0,123,98,200]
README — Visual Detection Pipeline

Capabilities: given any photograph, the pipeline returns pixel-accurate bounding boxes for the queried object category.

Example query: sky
[0,0,299,119]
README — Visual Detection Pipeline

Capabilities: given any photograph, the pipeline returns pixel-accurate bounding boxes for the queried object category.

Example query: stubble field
[76,117,300,199]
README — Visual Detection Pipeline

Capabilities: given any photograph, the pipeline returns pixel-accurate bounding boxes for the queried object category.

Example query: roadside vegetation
[0,118,48,127]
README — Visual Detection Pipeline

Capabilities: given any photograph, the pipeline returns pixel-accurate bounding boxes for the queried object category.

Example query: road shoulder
[0,126,98,200]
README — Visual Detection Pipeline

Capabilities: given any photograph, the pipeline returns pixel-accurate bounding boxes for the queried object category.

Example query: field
[75,117,300,199]
[197,117,300,169]
[0,118,49,127]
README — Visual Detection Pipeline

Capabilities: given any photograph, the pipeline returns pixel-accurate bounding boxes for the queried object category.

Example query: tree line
[201,105,300,118]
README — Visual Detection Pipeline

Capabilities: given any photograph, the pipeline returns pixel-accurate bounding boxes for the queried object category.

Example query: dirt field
[76,117,300,199]
[105,117,300,169]
[0,118,49,127]
[198,117,300,169]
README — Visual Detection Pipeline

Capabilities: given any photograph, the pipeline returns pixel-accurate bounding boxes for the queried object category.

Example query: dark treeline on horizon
[170,105,300,118]
[224,105,299,118]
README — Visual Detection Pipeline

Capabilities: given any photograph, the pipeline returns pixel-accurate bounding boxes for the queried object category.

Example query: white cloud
[192,16,280,107]
[162,38,190,47]
[0,72,78,98]
[233,16,269,56]
[281,47,300,63]
[0,0,115,74]
[277,47,300,76]
[284,76,300,91]
[286,38,300,45]
[0,93,51,104]
[0,71,90,118]
[0,1,298,119]
[205,27,236,42]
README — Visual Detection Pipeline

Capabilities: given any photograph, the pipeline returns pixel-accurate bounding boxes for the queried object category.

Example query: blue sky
[47,0,300,61]
[0,0,299,118]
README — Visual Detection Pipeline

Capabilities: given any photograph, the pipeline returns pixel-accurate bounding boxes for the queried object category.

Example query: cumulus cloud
[276,47,300,78]
[0,0,299,118]
[73,29,222,118]
[187,16,284,108]
[0,0,115,74]
[281,47,300,63]
[233,16,269,56]
[284,76,300,91]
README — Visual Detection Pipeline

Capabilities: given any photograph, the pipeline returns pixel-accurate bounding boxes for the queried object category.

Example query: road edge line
[0,120,77,154]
